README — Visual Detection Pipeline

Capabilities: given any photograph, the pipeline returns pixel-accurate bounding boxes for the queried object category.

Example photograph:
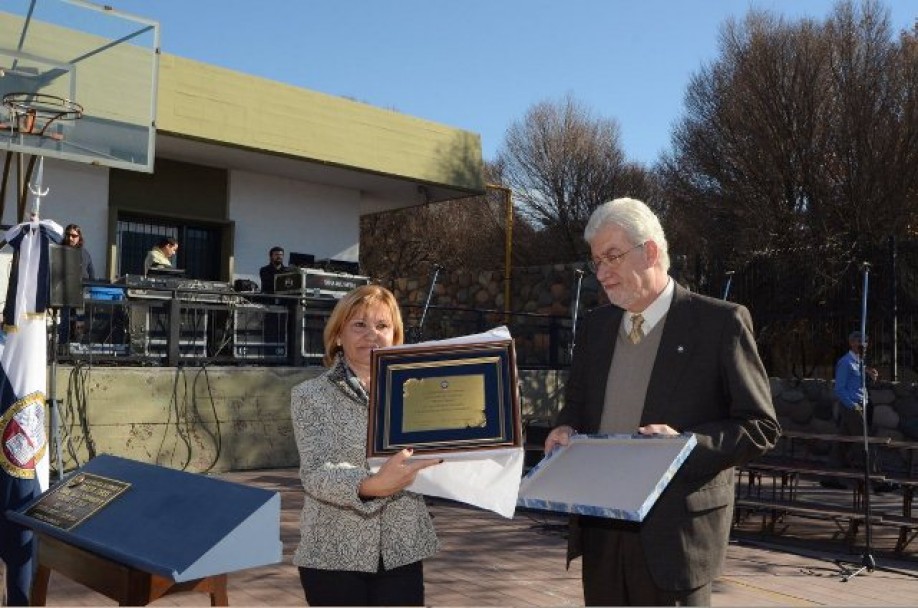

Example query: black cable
[191,363,223,473]
[62,360,96,465]
[155,364,192,470]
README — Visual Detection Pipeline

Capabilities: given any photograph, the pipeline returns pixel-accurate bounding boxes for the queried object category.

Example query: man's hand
[358,449,442,498]
[544,425,575,454]
[637,424,679,436]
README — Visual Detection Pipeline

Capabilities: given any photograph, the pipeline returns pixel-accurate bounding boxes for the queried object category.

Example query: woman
[63,223,95,280]
[290,284,441,606]
[60,224,95,343]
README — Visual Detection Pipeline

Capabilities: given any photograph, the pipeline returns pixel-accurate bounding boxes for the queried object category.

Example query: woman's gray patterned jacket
[290,355,439,572]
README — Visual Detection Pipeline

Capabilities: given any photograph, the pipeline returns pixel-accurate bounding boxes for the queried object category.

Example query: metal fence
[675,237,918,380]
[66,236,918,380]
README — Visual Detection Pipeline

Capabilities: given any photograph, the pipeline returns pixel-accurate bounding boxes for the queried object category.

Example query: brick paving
[29,468,918,606]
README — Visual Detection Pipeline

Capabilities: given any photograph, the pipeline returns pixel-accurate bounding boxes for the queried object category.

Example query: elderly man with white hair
[545,197,780,606]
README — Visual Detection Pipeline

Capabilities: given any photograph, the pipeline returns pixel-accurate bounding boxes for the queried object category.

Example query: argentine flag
[1,219,61,606]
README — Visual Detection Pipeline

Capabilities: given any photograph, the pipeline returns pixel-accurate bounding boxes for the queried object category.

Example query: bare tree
[360,166,510,285]
[661,0,918,272]
[496,94,653,262]
[656,0,918,376]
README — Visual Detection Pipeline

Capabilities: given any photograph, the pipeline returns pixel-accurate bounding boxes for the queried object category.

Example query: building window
[116,214,221,279]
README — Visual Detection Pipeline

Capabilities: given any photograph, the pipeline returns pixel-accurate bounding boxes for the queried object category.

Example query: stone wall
[58,362,918,475]
[55,365,317,474]
[771,377,918,464]
[391,264,606,315]
[53,365,565,474]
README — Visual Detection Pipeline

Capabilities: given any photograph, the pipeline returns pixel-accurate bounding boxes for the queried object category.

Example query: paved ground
[29,468,918,606]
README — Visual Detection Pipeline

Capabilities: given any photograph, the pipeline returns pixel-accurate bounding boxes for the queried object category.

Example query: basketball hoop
[2,92,83,140]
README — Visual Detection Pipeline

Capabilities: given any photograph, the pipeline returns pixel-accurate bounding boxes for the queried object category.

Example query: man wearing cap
[831,331,894,492]
[834,331,877,425]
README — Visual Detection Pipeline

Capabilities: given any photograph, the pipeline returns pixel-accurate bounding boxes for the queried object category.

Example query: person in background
[259,246,290,345]
[63,224,95,280]
[543,197,780,606]
[290,284,441,606]
[143,237,178,275]
[259,246,288,294]
[60,224,95,344]
[831,330,896,493]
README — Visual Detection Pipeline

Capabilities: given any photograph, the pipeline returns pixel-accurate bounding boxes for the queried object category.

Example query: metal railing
[57,289,574,370]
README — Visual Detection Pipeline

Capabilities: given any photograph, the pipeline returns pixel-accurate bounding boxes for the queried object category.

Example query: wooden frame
[368,339,521,458]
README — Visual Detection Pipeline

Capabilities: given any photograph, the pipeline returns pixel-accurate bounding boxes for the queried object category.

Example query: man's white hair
[584,197,670,272]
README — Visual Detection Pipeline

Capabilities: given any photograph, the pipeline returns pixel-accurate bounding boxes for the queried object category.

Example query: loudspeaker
[48,244,83,308]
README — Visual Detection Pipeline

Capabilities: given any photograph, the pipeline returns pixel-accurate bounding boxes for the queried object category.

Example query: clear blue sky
[105,0,915,166]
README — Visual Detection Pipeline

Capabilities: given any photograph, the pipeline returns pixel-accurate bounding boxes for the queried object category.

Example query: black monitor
[288,252,315,268]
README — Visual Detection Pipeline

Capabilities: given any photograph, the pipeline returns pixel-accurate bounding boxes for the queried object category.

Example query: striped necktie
[629,314,645,344]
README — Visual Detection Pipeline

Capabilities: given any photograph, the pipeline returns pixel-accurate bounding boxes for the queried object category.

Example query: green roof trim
[157,55,485,193]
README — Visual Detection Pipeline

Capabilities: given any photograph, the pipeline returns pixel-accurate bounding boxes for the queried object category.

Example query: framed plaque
[368,338,521,458]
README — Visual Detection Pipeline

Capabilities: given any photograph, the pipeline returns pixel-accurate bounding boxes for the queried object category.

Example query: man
[834,330,877,427]
[259,246,290,347]
[544,197,780,606]
[143,237,178,275]
[832,331,894,492]
[259,246,288,294]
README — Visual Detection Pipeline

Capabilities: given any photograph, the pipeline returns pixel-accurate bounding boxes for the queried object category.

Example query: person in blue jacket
[831,330,895,493]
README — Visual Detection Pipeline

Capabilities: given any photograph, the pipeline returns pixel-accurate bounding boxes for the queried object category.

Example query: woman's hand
[358,449,442,498]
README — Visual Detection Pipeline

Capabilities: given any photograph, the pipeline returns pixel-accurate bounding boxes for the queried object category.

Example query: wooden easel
[30,534,229,606]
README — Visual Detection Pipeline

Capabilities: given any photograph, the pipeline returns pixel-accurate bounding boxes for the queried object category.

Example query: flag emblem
[0,391,47,478]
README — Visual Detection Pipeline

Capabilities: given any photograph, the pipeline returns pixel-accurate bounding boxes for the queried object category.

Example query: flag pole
[29,157,65,482]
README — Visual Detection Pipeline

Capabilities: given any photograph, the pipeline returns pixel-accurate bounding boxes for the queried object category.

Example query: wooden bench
[734,431,918,554]
[734,495,882,544]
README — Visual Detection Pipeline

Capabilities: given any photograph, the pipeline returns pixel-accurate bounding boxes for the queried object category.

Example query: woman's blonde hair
[322,284,404,366]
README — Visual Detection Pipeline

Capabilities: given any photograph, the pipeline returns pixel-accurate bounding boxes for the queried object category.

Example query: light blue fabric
[834,351,866,410]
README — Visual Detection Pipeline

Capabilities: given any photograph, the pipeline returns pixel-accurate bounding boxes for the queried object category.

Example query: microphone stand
[410,263,442,343]
[836,262,876,581]
[570,268,585,361]
[722,270,735,301]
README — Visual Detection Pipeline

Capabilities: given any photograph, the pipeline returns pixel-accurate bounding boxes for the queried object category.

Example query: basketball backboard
[0,0,159,172]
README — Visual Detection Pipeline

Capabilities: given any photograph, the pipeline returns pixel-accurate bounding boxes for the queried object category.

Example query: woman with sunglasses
[63,223,95,280]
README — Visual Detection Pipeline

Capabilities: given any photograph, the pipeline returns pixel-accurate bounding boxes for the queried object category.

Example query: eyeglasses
[587,242,646,273]
[66,233,80,238]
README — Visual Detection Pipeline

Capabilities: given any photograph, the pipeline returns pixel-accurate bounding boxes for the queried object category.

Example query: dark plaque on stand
[7,454,281,605]
[368,338,521,459]
[25,473,130,531]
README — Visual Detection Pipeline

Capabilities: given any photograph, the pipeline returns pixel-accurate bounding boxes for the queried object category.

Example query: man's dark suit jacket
[556,283,780,591]
[259,263,289,295]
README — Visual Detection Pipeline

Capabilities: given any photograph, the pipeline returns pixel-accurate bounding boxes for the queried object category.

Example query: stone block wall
[392,264,606,315]
[55,365,317,474]
[771,377,918,465]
